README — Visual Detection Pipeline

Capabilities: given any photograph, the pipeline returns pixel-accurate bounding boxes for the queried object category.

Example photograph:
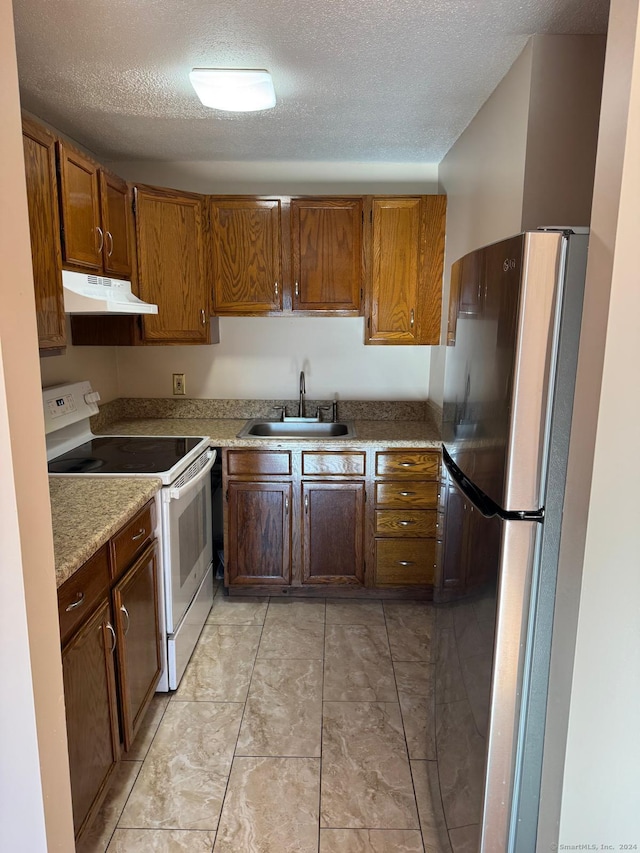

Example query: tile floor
[78,586,489,853]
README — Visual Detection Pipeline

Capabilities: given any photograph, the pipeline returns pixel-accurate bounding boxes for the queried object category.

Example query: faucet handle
[272,406,285,422]
[316,405,332,422]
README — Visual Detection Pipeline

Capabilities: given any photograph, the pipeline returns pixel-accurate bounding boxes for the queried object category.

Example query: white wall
[115,316,430,400]
[556,0,640,844]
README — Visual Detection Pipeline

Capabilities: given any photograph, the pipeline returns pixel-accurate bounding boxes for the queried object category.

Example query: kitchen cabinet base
[227,584,434,600]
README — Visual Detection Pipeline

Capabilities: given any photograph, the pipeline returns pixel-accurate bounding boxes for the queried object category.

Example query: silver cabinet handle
[399,520,416,526]
[400,461,417,467]
[285,496,289,514]
[131,527,146,542]
[304,494,309,514]
[410,308,415,327]
[399,491,416,496]
[106,230,114,257]
[398,560,415,566]
[120,605,130,637]
[65,591,85,612]
[295,281,299,297]
[96,226,104,253]
[275,281,279,296]
[200,308,207,325]
[106,621,116,653]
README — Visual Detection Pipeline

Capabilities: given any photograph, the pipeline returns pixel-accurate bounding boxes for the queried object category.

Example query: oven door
[161,449,215,633]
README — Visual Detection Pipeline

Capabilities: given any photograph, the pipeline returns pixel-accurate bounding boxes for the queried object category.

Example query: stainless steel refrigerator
[440,228,589,852]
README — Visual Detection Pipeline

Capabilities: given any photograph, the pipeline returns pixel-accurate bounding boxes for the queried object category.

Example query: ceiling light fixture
[189,68,276,112]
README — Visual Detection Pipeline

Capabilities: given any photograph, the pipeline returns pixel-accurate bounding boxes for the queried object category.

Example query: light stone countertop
[50,476,161,588]
[98,417,443,448]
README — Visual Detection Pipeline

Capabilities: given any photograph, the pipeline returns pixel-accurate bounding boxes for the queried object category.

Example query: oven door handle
[167,449,217,502]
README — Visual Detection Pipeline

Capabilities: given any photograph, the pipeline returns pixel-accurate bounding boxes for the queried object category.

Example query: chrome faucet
[298,371,306,418]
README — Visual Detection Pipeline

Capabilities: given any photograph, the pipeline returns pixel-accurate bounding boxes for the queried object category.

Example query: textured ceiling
[13,0,609,163]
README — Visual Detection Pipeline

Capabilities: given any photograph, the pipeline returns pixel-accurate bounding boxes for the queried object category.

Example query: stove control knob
[84,391,101,405]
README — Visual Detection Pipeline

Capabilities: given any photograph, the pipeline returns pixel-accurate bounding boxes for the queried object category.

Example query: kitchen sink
[237,418,357,439]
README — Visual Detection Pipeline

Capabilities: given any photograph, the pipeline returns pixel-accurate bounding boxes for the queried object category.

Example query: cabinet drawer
[110,500,155,581]
[227,450,291,476]
[375,510,437,537]
[375,451,440,478]
[58,545,110,646]
[374,539,436,586]
[375,481,438,508]
[302,451,365,476]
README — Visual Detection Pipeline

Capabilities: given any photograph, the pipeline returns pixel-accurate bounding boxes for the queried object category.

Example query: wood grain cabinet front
[365,195,446,345]
[301,481,365,585]
[21,115,66,352]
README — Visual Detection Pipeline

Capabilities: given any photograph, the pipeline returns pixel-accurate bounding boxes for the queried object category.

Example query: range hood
[62,270,158,315]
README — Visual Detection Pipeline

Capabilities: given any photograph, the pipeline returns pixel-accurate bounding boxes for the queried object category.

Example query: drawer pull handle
[285,496,289,514]
[120,605,131,637]
[106,622,117,653]
[399,520,416,526]
[399,491,416,496]
[304,494,309,514]
[131,528,146,542]
[398,560,415,566]
[400,461,417,467]
[65,591,85,612]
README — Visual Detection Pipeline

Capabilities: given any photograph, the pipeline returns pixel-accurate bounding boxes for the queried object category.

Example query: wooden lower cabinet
[112,542,162,751]
[62,599,119,837]
[302,481,365,584]
[227,481,292,584]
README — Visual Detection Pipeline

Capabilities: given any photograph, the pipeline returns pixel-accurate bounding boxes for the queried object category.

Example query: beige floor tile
[207,595,269,625]
[410,760,452,853]
[119,702,243,831]
[236,659,323,757]
[435,700,485,829]
[123,693,170,761]
[324,624,397,701]
[265,598,326,624]
[325,599,385,625]
[320,828,425,852]
[384,602,434,662]
[321,701,419,829]
[175,624,262,701]
[258,619,325,660]
[394,662,436,760]
[214,756,320,853]
[449,824,480,853]
[107,828,215,852]
[76,760,142,853]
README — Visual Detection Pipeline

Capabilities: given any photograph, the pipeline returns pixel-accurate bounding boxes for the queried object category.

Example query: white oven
[43,380,216,691]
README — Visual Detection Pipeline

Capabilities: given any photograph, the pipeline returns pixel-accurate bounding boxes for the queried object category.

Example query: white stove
[44,381,216,690]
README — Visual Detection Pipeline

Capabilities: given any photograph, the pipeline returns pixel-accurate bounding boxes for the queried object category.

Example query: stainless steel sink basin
[237,418,357,439]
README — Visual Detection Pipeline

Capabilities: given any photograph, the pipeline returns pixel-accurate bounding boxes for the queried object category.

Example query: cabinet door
[57,142,102,270]
[441,480,468,593]
[62,599,119,838]
[227,482,292,584]
[302,481,365,584]
[135,186,209,343]
[112,541,162,751]
[210,197,282,313]
[100,171,132,277]
[291,198,362,312]
[367,195,446,345]
[21,116,65,350]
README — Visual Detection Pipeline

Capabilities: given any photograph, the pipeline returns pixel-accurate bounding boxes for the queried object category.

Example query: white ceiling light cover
[189,68,276,112]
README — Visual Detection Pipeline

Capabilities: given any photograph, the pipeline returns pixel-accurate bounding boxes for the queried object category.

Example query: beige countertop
[99,417,443,448]
[49,476,161,588]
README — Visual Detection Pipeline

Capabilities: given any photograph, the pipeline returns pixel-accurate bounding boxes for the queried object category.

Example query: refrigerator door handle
[442,446,544,523]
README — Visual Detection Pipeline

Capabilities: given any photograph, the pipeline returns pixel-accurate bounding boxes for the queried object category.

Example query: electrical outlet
[172,373,186,395]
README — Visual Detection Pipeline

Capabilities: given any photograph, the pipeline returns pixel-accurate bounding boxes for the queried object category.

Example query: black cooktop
[48,436,202,475]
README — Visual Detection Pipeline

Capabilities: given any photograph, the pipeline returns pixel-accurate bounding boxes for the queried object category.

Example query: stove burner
[48,457,105,474]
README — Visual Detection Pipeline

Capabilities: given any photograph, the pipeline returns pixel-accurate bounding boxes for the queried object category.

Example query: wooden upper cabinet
[100,171,132,277]
[57,142,102,270]
[210,197,282,314]
[57,142,133,277]
[291,198,363,313]
[135,185,209,344]
[21,115,66,351]
[366,195,446,345]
